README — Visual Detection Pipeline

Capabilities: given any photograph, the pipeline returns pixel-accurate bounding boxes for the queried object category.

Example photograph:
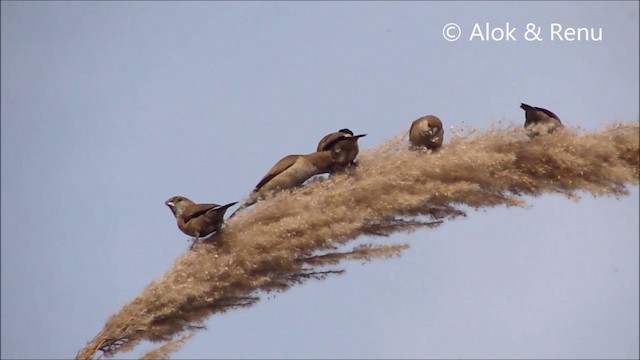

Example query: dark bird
[165,196,237,249]
[520,103,564,137]
[231,138,361,217]
[409,115,444,150]
[316,128,367,172]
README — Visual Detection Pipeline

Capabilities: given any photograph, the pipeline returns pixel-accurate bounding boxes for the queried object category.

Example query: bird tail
[218,201,239,213]
[520,103,534,111]
[323,133,368,151]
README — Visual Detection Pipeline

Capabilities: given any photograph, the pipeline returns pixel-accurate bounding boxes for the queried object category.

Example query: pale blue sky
[1,1,638,359]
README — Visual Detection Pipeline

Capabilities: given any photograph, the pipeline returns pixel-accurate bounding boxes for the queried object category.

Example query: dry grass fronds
[139,331,194,360]
[75,122,639,360]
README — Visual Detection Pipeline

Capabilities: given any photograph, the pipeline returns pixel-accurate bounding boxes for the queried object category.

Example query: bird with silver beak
[409,115,444,150]
[165,196,237,249]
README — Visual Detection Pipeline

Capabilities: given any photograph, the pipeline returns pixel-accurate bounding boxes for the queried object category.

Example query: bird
[316,128,367,172]
[520,103,564,137]
[408,115,444,150]
[165,196,238,249]
[230,137,361,217]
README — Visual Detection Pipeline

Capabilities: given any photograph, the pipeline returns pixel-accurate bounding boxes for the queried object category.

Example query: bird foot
[189,237,200,250]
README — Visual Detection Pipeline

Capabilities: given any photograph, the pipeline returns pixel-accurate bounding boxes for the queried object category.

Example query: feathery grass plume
[75,122,639,360]
[138,332,194,360]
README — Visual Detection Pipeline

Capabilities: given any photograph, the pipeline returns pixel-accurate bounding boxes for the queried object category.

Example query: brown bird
[165,196,237,249]
[316,128,367,172]
[231,138,360,217]
[520,103,564,138]
[409,115,444,150]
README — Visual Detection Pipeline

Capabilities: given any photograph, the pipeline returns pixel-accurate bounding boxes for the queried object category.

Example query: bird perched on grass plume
[231,135,363,217]
[165,196,237,249]
[409,115,444,150]
[316,128,367,172]
[520,103,564,138]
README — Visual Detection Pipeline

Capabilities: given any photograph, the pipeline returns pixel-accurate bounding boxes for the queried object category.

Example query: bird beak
[165,201,174,207]
[428,127,439,136]
[353,134,367,139]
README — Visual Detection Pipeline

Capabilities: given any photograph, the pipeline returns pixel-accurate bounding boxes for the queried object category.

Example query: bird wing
[317,132,344,152]
[322,134,362,152]
[409,118,420,137]
[254,154,301,191]
[534,106,562,123]
[181,203,222,223]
